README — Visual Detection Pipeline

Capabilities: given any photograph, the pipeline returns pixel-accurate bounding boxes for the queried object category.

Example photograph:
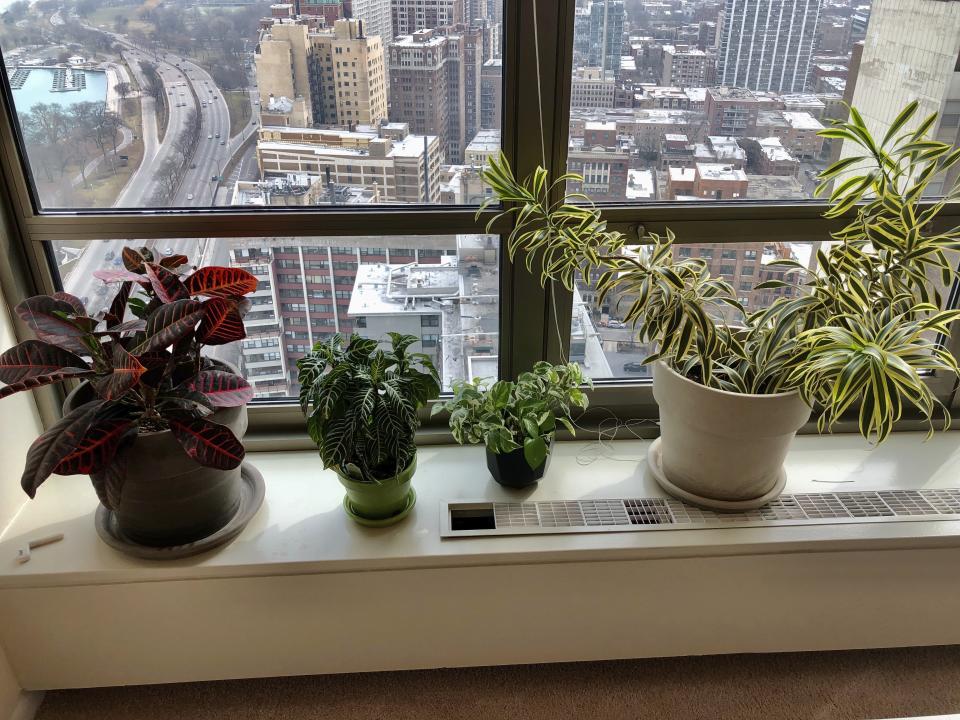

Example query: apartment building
[388,25,483,163]
[256,124,443,203]
[571,66,617,109]
[480,58,502,129]
[660,44,714,88]
[228,237,457,396]
[666,162,748,200]
[254,17,388,128]
[716,0,823,93]
[392,0,463,36]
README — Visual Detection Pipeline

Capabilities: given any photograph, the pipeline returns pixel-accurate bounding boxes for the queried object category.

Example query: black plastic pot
[64,379,248,548]
[486,441,551,489]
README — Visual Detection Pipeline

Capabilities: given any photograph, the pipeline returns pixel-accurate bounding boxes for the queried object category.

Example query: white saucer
[646,437,787,511]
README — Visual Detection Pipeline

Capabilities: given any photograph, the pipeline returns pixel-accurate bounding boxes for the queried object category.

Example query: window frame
[0,0,958,442]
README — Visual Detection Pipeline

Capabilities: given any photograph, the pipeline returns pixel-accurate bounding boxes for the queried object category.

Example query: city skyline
[4,0,957,393]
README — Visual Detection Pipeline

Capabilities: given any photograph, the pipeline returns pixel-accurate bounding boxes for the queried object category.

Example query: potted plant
[432,362,589,488]
[297,332,440,526]
[480,101,960,509]
[0,246,260,550]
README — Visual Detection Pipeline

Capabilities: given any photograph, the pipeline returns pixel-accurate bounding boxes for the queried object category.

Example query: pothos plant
[481,101,960,443]
[297,332,441,483]
[432,362,590,469]
[0,246,258,509]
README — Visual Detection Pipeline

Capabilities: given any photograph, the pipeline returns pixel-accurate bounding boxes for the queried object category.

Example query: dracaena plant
[0,246,259,509]
[480,101,960,443]
[297,332,441,483]
[432,362,590,469]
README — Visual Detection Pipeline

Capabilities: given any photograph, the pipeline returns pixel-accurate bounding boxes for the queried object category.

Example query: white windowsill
[3,432,960,590]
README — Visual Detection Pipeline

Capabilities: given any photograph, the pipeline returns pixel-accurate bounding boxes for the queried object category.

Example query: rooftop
[626,169,655,200]
[669,167,695,183]
[782,112,825,131]
[697,163,747,182]
[465,129,501,156]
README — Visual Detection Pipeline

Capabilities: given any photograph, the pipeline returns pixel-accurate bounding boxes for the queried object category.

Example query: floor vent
[443,489,960,537]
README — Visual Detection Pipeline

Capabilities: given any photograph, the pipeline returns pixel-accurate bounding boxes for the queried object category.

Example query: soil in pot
[337,455,418,526]
[486,443,551,489]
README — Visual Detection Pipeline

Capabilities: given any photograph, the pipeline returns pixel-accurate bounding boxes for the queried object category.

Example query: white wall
[0,276,43,718]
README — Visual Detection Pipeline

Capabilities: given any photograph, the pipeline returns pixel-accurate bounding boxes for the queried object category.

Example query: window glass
[47,234,500,395]
[573,241,815,381]
[2,0,503,209]
[567,0,960,204]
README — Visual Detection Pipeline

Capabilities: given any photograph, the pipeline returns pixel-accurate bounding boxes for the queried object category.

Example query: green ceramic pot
[336,455,418,526]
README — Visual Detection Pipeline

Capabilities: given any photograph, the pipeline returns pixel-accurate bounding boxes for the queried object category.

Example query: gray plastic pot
[64,383,248,548]
[651,360,811,507]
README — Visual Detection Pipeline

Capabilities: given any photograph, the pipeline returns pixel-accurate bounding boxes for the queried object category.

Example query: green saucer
[343,488,417,527]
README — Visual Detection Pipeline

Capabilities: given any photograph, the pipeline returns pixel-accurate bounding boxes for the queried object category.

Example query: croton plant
[0,247,258,509]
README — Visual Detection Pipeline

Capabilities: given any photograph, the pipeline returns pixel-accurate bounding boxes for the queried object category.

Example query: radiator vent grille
[444,489,960,537]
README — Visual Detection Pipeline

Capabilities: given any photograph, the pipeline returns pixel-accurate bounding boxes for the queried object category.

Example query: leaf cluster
[480,101,960,443]
[432,362,590,469]
[0,247,258,507]
[297,333,441,483]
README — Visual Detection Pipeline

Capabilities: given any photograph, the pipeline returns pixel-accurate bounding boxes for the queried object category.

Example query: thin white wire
[531,4,654,467]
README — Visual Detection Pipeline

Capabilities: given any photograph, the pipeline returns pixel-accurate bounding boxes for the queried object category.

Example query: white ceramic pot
[650,360,812,508]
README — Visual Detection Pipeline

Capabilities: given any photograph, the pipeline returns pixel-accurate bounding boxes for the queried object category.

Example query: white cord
[568,407,658,466]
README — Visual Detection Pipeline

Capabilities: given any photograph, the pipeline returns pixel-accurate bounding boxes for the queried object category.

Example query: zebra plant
[297,333,441,483]
[480,101,960,442]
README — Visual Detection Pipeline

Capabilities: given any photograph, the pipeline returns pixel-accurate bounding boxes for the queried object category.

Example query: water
[10,67,108,113]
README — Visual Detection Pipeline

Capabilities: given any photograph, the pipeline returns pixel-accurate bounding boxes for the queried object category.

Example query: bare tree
[154,156,182,200]
[114,81,132,116]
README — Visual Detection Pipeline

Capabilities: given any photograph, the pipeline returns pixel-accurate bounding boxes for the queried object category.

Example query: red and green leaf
[90,345,146,400]
[184,267,258,298]
[122,246,146,272]
[0,340,89,384]
[89,448,130,511]
[160,254,190,269]
[133,299,204,353]
[52,407,138,478]
[15,295,89,340]
[168,417,245,470]
[144,263,190,303]
[107,281,134,326]
[21,400,105,497]
[51,292,86,316]
[187,370,254,407]
[196,297,246,345]
[0,368,95,400]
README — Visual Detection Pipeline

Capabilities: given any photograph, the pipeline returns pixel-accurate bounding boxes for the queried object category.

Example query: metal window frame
[0,0,959,446]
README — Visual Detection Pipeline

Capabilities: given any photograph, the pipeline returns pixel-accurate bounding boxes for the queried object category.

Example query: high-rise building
[255,17,388,128]
[388,25,483,163]
[348,0,393,48]
[661,44,715,87]
[716,0,823,94]
[844,0,960,194]
[586,0,625,74]
[308,18,388,126]
[228,238,457,396]
[391,0,463,36]
[255,20,315,126]
[297,0,345,25]
[480,58,502,129]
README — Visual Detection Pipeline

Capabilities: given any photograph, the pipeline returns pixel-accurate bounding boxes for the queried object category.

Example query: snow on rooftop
[626,169,655,200]
[669,167,695,183]
[697,163,747,181]
[782,111,825,130]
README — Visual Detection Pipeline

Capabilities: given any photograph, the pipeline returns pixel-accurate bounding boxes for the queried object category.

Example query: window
[1,0,958,435]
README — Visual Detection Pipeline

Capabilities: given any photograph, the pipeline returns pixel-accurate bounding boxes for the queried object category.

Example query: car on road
[112,257,122,267]
[622,362,646,373]
[215,132,220,138]
[186,194,194,201]
[211,175,218,181]
[104,250,115,261]
[207,134,213,139]
[190,163,197,169]
[162,247,174,256]
[607,320,626,329]
[251,121,257,125]
[220,140,225,145]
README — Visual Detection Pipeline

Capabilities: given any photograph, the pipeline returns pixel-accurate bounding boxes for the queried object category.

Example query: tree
[154,156,182,201]
[114,81,132,117]
[114,15,129,33]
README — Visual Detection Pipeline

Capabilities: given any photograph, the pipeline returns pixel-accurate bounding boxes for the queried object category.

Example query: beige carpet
[35,646,960,720]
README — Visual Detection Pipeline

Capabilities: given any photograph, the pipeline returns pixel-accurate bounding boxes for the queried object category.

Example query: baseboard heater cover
[442,489,960,537]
